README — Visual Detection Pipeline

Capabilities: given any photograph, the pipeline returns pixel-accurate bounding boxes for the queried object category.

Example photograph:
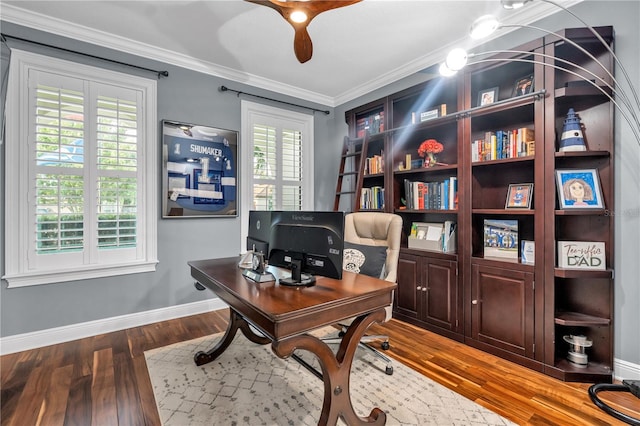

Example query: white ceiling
[1,0,580,106]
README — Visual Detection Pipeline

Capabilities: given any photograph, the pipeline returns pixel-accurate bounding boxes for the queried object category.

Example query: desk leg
[272,309,387,426]
[194,308,271,366]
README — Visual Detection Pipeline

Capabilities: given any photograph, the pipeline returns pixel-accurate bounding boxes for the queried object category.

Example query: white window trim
[3,49,158,287]
[239,100,314,250]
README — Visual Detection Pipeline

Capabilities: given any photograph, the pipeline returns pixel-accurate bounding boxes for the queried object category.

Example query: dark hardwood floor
[1,309,638,425]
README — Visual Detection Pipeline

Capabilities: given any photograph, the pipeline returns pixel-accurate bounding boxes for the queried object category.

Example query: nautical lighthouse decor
[559,108,587,152]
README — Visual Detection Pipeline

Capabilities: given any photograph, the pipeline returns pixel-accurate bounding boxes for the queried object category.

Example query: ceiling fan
[246,0,362,63]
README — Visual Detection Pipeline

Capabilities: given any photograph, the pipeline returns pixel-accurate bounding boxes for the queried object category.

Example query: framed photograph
[478,87,499,106]
[505,183,533,209]
[555,169,604,209]
[162,120,238,218]
[513,74,534,97]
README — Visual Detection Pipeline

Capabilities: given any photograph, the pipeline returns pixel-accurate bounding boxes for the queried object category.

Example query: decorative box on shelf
[412,104,447,123]
[408,221,456,253]
[557,241,606,270]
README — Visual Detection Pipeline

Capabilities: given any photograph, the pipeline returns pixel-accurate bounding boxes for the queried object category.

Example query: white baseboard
[614,358,640,381]
[0,298,227,355]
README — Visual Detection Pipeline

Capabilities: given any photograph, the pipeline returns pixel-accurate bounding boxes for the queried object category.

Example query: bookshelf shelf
[472,209,534,215]
[554,268,613,279]
[554,311,610,326]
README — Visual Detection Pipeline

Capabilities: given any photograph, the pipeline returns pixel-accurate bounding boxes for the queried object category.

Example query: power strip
[623,379,640,398]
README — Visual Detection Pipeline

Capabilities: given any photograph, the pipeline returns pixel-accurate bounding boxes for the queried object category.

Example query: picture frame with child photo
[555,169,604,209]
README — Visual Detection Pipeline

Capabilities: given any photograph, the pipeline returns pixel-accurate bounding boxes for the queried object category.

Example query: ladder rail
[333,135,368,212]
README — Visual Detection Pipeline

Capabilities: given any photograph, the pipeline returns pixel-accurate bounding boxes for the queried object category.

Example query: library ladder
[333,135,368,212]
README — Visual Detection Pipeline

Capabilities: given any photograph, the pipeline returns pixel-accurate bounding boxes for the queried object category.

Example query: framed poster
[555,169,604,209]
[162,120,238,218]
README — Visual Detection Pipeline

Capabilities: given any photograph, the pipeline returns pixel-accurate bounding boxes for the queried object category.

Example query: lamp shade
[470,15,500,39]
[446,48,468,71]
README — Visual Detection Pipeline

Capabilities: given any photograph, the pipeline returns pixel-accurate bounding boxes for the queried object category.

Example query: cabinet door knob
[472,299,479,305]
[416,286,422,290]
[422,287,428,292]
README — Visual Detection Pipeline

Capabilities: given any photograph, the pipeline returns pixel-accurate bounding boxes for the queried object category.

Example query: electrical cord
[588,380,640,425]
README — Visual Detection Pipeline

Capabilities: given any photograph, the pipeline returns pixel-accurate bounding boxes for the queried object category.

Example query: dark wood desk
[188,257,397,426]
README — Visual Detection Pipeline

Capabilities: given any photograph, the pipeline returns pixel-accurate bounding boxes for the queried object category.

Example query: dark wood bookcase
[343,26,615,383]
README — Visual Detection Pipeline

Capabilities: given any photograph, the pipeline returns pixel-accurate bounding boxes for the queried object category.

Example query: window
[3,50,158,287]
[240,101,314,247]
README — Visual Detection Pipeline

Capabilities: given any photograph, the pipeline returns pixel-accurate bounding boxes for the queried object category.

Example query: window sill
[2,260,159,288]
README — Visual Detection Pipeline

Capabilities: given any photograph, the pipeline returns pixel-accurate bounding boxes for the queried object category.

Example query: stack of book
[472,128,534,162]
[356,111,385,137]
[364,152,384,175]
[360,186,385,210]
[403,177,458,210]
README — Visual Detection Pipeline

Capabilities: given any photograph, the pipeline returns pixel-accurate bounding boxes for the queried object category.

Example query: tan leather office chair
[326,211,403,375]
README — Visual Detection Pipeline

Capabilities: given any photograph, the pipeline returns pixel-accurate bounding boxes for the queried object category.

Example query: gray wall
[0,22,338,337]
[1,1,638,369]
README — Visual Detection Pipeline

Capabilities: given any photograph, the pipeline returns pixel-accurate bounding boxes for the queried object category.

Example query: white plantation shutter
[4,50,157,287]
[240,101,314,247]
[249,124,306,211]
[252,124,277,210]
[30,73,87,267]
[281,128,303,210]
[94,90,139,254]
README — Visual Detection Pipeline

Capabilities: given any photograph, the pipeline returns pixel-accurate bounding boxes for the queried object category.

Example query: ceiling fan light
[446,48,469,71]
[289,10,308,23]
[470,15,500,39]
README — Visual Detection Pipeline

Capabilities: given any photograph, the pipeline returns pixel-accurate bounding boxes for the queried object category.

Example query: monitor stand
[242,269,275,283]
[279,259,316,287]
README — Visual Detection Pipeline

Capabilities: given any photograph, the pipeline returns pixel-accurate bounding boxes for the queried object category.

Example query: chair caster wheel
[338,330,346,337]
[385,366,393,375]
[381,341,390,350]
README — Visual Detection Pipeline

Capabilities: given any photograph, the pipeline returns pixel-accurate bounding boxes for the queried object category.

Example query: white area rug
[145,330,516,425]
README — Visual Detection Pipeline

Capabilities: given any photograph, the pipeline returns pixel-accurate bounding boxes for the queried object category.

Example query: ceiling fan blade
[247,0,362,63]
[293,26,313,64]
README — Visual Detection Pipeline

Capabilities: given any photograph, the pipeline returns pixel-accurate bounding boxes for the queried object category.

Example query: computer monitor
[268,211,345,286]
[246,210,272,255]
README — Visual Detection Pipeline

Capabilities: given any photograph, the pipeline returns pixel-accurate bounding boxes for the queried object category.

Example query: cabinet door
[471,264,534,358]
[394,254,420,319]
[422,257,458,332]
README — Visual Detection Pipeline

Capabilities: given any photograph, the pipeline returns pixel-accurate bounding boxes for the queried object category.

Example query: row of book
[403,177,458,211]
[356,111,385,138]
[472,128,535,162]
[364,153,384,175]
[360,186,385,210]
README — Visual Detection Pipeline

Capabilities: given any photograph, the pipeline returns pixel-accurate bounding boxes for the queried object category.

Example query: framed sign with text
[162,120,238,218]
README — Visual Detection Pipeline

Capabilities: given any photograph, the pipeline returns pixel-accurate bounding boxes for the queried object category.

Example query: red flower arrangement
[417,139,444,167]
[418,139,444,157]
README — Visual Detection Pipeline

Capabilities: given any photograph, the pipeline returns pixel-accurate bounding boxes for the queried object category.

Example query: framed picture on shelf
[513,74,534,97]
[478,87,499,106]
[505,183,533,209]
[555,169,604,209]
